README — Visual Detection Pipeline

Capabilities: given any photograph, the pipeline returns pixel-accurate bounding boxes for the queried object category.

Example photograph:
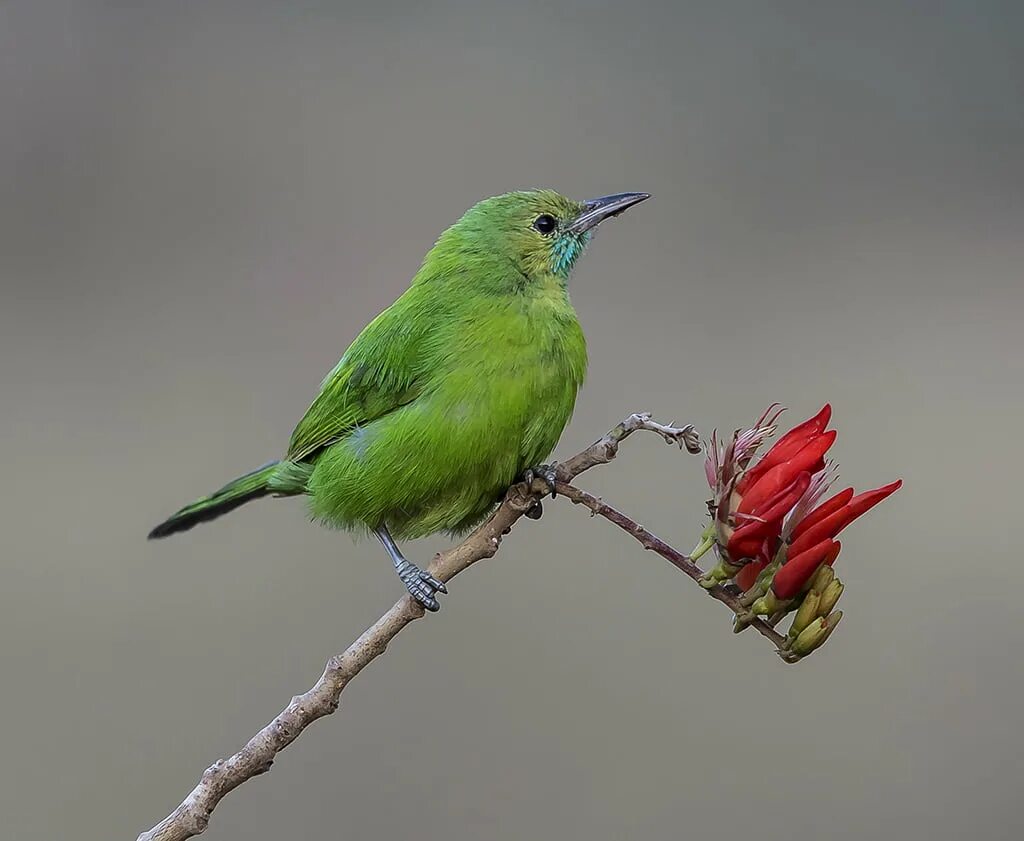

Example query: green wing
[286,298,429,463]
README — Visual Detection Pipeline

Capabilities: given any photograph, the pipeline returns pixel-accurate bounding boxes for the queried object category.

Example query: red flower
[787,481,902,559]
[699,403,901,609]
[735,404,832,497]
[727,471,811,561]
[734,559,767,592]
[770,480,903,599]
[787,487,853,539]
[721,404,836,564]
[735,431,836,517]
[772,539,842,599]
[701,403,903,656]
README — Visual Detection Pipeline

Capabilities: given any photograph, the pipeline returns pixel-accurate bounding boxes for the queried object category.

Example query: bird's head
[429,189,650,288]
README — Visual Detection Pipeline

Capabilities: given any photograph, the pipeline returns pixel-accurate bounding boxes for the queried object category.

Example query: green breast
[307,289,587,539]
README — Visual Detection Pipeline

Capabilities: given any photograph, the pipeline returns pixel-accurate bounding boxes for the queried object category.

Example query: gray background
[2,2,1022,839]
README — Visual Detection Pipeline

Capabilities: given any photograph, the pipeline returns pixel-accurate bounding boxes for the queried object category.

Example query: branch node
[201,761,225,782]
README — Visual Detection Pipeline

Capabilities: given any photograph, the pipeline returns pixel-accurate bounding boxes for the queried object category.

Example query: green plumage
[150,189,646,597]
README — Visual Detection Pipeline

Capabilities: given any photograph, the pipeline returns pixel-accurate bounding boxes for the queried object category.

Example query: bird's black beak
[567,192,651,234]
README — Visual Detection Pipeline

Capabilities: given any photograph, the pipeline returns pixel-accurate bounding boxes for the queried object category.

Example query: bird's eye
[533,214,557,234]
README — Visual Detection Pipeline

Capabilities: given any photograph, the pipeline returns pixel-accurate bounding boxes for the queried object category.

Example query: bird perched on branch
[149,189,650,610]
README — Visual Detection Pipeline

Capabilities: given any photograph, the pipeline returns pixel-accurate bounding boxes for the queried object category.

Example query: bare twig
[136,413,746,841]
[552,481,789,651]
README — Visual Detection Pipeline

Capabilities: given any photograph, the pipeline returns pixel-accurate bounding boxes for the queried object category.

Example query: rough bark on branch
[138,414,741,841]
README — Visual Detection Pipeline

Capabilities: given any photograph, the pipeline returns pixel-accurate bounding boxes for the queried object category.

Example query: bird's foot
[523,463,559,498]
[396,560,447,612]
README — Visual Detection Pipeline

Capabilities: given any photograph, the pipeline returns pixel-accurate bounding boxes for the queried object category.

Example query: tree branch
[552,481,789,650]
[136,414,749,841]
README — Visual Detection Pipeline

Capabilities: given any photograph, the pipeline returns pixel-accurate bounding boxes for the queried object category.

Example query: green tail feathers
[148,461,307,539]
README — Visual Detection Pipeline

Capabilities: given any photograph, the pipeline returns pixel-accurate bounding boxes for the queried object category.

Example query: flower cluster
[696,404,900,658]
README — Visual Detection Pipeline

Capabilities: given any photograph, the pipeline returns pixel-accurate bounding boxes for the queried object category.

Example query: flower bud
[789,591,822,639]
[699,558,741,589]
[791,618,829,656]
[816,579,845,617]
[810,563,835,594]
[791,611,843,657]
[751,589,792,616]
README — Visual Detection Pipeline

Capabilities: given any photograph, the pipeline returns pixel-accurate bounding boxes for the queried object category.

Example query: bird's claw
[523,463,559,498]
[399,564,447,612]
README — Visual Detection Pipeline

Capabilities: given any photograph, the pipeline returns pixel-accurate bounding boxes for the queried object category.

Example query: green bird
[149,189,649,610]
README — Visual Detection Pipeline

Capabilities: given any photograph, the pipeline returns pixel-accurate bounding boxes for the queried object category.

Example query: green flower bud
[791,611,844,657]
[699,558,741,589]
[789,592,822,639]
[810,564,835,594]
[791,617,829,656]
[751,589,792,616]
[816,579,844,617]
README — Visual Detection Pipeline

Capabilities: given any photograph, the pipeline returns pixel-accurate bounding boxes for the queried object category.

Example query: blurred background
[2,2,1022,839]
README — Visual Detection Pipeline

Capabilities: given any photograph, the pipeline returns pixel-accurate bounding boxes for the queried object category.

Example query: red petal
[729,472,811,555]
[736,404,831,495]
[847,479,903,516]
[728,533,769,560]
[824,541,842,566]
[791,487,855,541]
[787,479,902,559]
[728,532,777,561]
[772,538,839,600]
[735,560,767,591]
[737,431,836,515]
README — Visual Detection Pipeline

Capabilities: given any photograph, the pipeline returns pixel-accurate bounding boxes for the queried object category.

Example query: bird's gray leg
[373,525,447,612]
[522,464,559,497]
[521,463,559,519]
